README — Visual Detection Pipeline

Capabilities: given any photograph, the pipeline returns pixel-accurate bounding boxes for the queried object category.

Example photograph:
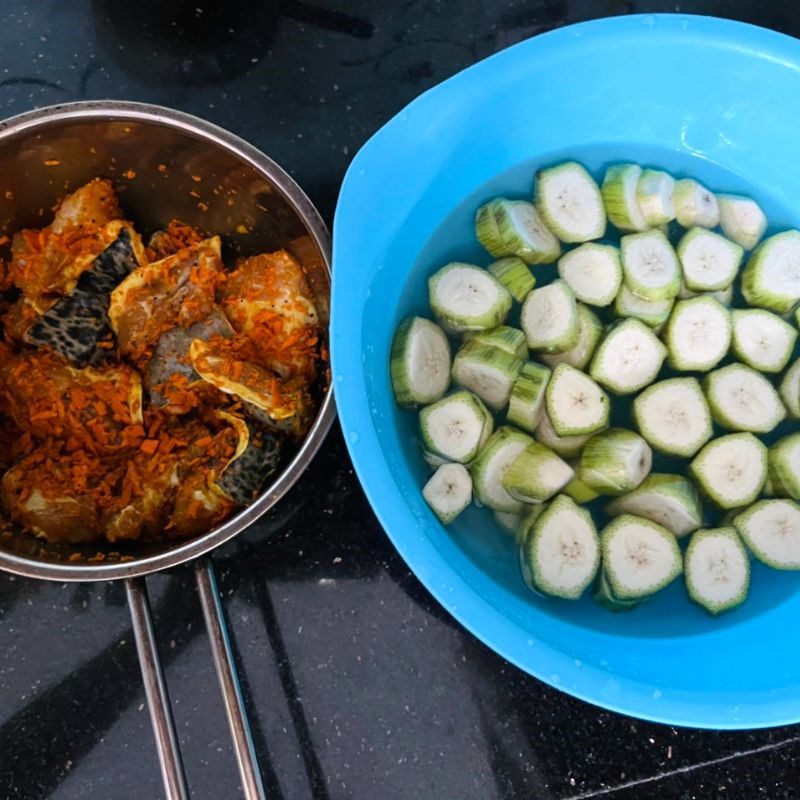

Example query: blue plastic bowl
[331,14,800,729]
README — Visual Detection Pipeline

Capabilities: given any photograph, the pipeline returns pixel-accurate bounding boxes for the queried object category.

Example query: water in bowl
[389,143,800,639]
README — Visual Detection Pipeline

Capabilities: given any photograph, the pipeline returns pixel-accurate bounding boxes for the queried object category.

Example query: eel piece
[24,227,141,365]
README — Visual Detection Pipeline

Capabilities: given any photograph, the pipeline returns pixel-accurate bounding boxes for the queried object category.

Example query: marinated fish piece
[109,236,225,363]
[8,178,143,302]
[102,455,180,542]
[170,424,240,537]
[148,220,204,260]
[2,351,143,448]
[171,470,235,537]
[50,177,122,234]
[219,250,320,383]
[146,307,233,408]
[214,412,281,505]
[25,227,141,365]
[190,338,313,435]
[2,453,102,544]
[2,296,52,342]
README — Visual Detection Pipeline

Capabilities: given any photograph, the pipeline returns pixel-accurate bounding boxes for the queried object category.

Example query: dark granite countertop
[2,2,800,798]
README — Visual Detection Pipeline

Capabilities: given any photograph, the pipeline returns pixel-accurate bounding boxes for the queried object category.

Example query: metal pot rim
[0,100,336,582]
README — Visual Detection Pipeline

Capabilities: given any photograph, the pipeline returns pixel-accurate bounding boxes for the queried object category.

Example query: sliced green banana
[741,230,800,314]
[664,296,731,372]
[470,426,534,513]
[731,309,797,373]
[601,514,682,600]
[633,377,712,457]
[685,527,749,614]
[606,473,703,538]
[452,340,523,411]
[487,257,536,302]
[614,284,674,328]
[620,229,681,301]
[578,428,652,496]
[557,243,622,307]
[535,161,606,243]
[390,316,451,407]
[429,262,512,332]
[673,178,720,229]
[717,193,767,250]
[704,363,786,433]
[507,361,551,433]
[419,390,494,464]
[476,199,562,264]
[539,304,603,371]
[522,494,600,599]
[677,227,743,291]
[636,169,676,226]
[502,442,574,504]
[601,163,648,233]
[733,498,800,569]
[589,317,666,395]
[521,279,579,353]
[422,463,473,524]
[465,325,528,360]
[690,433,767,509]
[545,363,610,437]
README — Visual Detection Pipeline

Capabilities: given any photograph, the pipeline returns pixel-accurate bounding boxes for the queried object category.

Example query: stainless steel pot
[0,101,335,799]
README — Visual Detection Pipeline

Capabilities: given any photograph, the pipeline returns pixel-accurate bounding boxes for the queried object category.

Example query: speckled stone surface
[1,2,800,798]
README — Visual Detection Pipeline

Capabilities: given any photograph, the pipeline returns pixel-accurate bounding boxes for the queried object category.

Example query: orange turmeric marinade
[0,178,321,545]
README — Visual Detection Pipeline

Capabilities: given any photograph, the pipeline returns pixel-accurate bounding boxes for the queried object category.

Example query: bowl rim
[0,100,336,582]
[331,13,800,729]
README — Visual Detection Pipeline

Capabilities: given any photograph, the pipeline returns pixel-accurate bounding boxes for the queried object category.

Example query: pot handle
[126,576,190,800]
[195,559,266,800]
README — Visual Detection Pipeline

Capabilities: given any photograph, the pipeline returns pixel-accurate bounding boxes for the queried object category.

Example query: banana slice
[545,363,609,436]
[690,433,767,509]
[422,463,473,524]
[428,262,513,333]
[734,498,800,569]
[606,473,703,538]
[633,377,712,457]
[674,179,720,229]
[589,317,666,395]
[731,309,797,373]
[685,527,750,614]
[522,494,600,599]
[390,316,452,407]
[535,161,607,243]
[600,513,682,600]
[636,169,676,227]
[704,363,786,433]
[521,279,579,353]
[664,296,731,371]
[620,229,681,301]
[578,428,651,496]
